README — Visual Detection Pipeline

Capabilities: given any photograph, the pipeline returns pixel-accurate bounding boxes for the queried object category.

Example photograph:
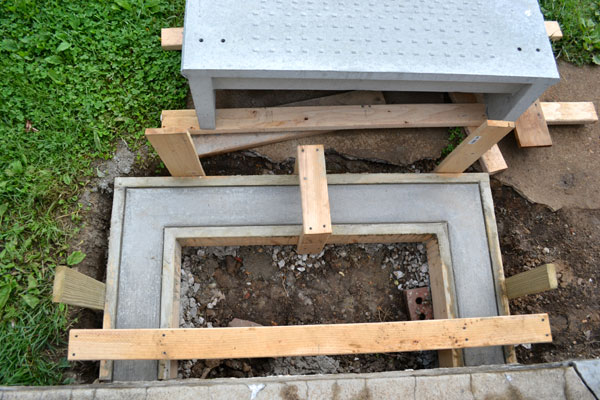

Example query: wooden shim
[161,104,488,134]
[161,27,183,50]
[506,264,558,300]
[145,130,205,177]
[540,102,598,125]
[68,314,551,360]
[190,91,386,158]
[52,266,105,311]
[296,145,332,254]
[514,100,552,147]
[449,92,508,175]
[544,21,563,41]
[164,22,562,51]
[435,120,515,174]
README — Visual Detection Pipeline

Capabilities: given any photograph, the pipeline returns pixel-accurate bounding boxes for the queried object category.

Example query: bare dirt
[178,243,437,379]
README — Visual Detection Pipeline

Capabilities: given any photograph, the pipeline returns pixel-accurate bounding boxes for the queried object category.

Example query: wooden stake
[506,264,558,299]
[296,145,332,254]
[53,266,105,311]
[145,129,205,177]
[68,314,551,360]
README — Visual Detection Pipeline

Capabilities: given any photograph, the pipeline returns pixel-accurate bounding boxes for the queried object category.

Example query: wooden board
[540,102,598,125]
[190,91,386,157]
[52,266,105,311]
[435,120,515,174]
[296,145,332,254]
[544,21,563,41]
[69,314,551,360]
[449,92,508,175]
[506,264,558,299]
[514,100,552,147]
[164,23,562,51]
[145,130,205,177]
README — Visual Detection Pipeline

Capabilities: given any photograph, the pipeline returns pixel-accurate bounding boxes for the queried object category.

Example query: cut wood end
[487,120,516,129]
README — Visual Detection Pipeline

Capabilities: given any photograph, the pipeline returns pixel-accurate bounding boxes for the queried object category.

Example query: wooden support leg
[53,266,105,310]
[506,264,558,299]
[296,145,332,254]
[435,120,515,174]
[514,100,552,147]
[145,129,205,177]
[449,92,508,174]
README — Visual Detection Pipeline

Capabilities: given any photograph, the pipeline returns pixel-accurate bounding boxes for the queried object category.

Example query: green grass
[0,0,187,385]
[540,0,600,65]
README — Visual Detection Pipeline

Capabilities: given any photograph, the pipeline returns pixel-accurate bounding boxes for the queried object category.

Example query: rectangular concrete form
[181,0,559,128]
[103,174,513,381]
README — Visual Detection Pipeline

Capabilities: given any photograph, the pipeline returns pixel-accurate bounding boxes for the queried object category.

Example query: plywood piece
[449,92,508,175]
[296,145,331,254]
[515,100,552,147]
[52,266,105,311]
[145,130,205,177]
[541,102,598,125]
[435,120,515,174]
[161,27,183,50]
[160,104,488,134]
[68,314,551,360]
[506,264,558,299]
[544,21,563,41]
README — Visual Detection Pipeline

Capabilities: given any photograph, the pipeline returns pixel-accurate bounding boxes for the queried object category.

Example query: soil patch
[178,243,437,378]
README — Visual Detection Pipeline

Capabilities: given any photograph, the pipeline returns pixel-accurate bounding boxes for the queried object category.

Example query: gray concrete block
[70,389,95,400]
[1,391,41,400]
[306,378,369,399]
[564,367,596,400]
[416,374,474,400]
[255,381,307,399]
[366,376,415,399]
[207,383,253,399]
[146,385,209,400]
[94,387,146,400]
[574,359,600,398]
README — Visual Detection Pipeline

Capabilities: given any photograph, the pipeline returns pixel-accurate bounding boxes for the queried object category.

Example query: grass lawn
[0,0,598,387]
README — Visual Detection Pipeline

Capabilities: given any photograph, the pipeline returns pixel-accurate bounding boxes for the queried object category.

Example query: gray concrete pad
[574,359,600,398]
[2,362,596,399]
[106,174,508,381]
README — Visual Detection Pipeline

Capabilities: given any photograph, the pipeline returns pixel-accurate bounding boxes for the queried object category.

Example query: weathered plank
[540,102,598,125]
[69,314,551,360]
[544,21,563,41]
[296,145,332,254]
[506,264,558,300]
[52,266,105,311]
[515,100,552,147]
[145,130,205,177]
[435,120,515,174]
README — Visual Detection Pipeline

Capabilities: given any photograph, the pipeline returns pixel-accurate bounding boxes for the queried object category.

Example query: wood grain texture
[435,120,515,174]
[297,145,331,254]
[541,102,598,125]
[161,104,488,134]
[506,264,558,300]
[52,266,105,311]
[161,27,183,50]
[544,21,563,41]
[514,100,552,147]
[145,130,205,177]
[68,314,551,360]
[448,92,508,175]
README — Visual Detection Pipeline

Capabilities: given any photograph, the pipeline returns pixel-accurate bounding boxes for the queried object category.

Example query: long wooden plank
[506,264,558,300]
[68,314,551,360]
[52,266,105,311]
[190,91,386,157]
[435,120,515,174]
[514,100,552,147]
[296,145,332,254]
[159,104,488,134]
[164,23,562,51]
[449,92,508,175]
[145,130,205,177]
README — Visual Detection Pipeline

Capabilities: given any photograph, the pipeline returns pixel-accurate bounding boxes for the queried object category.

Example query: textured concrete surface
[574,359,600,398]
[1,362,596,399]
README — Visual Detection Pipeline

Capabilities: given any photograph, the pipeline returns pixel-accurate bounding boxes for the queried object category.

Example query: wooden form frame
[155,222,459,378]
[98,173,518,381]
